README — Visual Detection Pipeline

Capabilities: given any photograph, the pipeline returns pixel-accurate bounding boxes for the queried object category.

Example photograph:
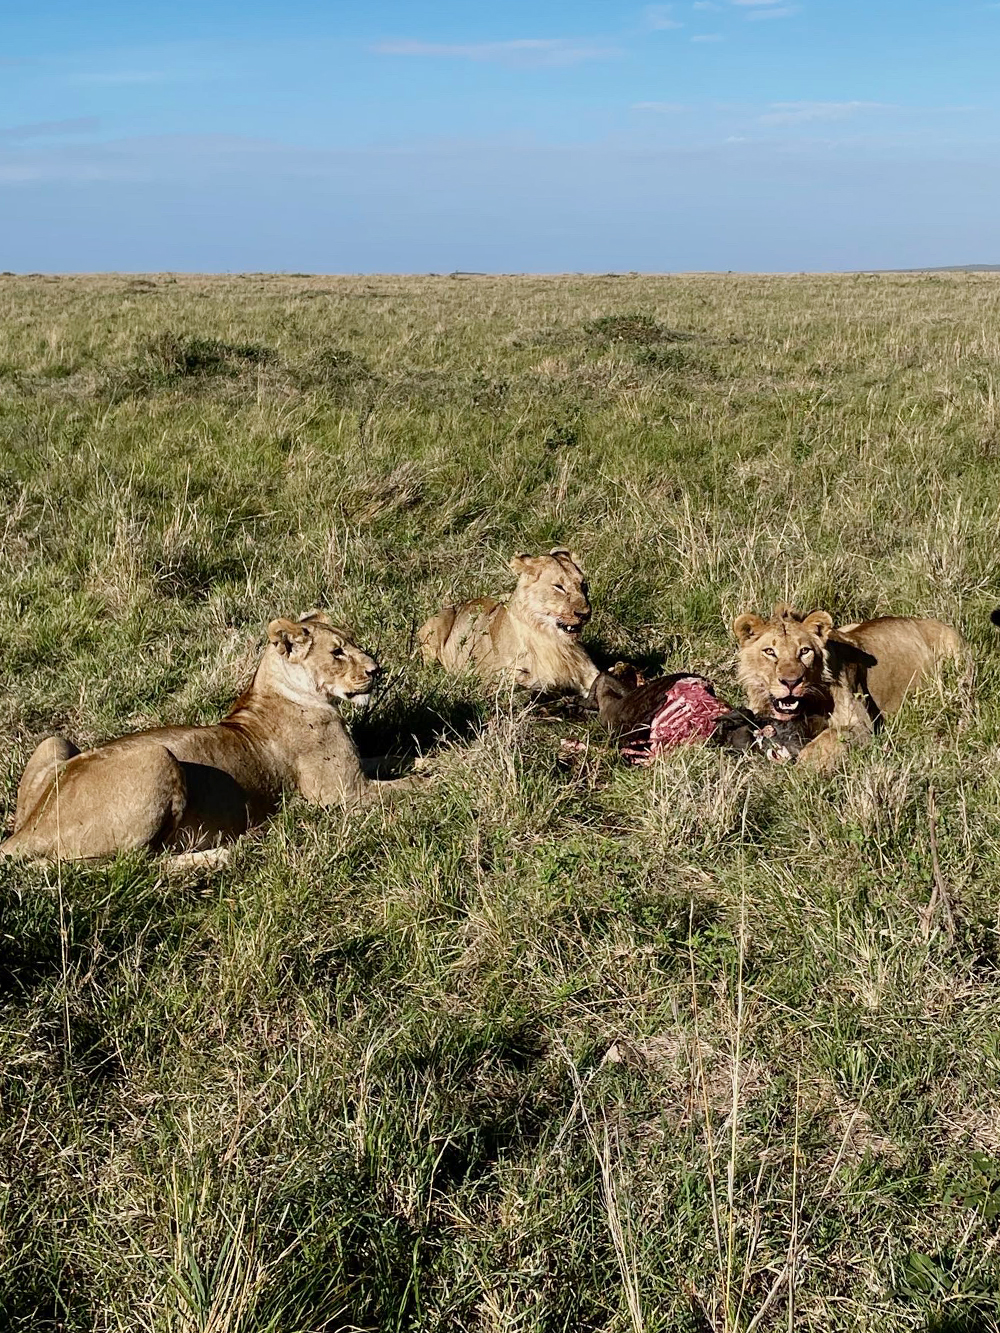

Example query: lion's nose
[780,674,802,689]
[365,663,381,678]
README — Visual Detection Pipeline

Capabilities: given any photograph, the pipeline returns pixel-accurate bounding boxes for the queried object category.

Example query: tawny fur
[733,602,963,772]
[1,612,417,863]
[417,548,599,694]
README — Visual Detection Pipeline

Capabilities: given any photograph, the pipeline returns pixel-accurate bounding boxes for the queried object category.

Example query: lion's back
[417,597,506,672]
[840,616,964,714]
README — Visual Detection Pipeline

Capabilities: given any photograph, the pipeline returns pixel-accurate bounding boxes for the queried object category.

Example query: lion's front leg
[299,767,429,810]
[796,727,846,773]
[369,772,434,801]
[294,721,386,810]
[796,695,873,773]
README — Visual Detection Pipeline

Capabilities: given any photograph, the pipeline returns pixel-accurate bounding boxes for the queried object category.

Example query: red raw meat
[621,676,730,766]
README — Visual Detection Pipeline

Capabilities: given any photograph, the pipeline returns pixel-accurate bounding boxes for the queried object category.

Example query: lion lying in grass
[1,612,416,863]
[417,548,599,695]
[733,602,964,771]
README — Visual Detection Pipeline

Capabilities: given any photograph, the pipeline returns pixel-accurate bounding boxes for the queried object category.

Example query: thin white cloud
[371,38,621,66]
[643,5,683,29]
[746,5,799,17]
[692,32,723,41]
[632,101,687,111]
[760,100,892,124]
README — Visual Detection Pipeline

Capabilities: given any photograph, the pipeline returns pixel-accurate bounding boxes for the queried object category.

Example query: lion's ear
[550,546,583,568]
[552,547,584,569]
[268,617,313,658]
[733,613,766,644]
[298,609,331,626]
[509,553,537,576]
[802,610,834,642]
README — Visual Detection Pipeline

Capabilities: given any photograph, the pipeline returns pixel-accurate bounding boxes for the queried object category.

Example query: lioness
[1,612,416,863]
[733,602,963,770]
[417,548,599,694]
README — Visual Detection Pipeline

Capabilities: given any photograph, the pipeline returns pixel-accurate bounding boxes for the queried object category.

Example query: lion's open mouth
[339,688,372,705]
[555,620,583,636]
[770,696,803,716]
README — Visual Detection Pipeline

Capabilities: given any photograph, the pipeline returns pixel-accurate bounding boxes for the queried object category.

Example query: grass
[1,270,1000,1331]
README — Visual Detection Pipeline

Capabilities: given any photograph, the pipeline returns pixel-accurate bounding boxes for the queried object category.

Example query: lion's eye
[553,583,566,593]
[799,647,813,661]
[762,647,777,658]
[333,648,346,659]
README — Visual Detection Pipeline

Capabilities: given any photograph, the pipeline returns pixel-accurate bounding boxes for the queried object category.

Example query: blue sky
[1,0,998,271]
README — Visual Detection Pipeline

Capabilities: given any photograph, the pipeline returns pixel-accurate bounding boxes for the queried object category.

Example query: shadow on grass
[0,1271,94,1333]
[926,1312,998,1333]
[352,687,486,773]
[253,1019,573,1332]
[0,858,193,1000]
[585,634,674,679]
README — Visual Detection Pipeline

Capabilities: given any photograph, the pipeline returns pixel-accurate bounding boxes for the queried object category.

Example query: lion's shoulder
[839,615,962,653]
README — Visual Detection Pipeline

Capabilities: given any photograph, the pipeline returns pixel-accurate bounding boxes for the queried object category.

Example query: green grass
[2,270,1000,1332]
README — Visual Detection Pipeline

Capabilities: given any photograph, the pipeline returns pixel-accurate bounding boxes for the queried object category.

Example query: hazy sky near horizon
[1,0,998,272]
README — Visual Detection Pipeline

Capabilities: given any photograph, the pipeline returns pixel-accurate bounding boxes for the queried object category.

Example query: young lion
[733,602,963,771]
[1,612,416,863]
[417,548,599,695]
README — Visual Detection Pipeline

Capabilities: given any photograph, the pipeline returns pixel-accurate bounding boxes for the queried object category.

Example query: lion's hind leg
[416,606,458,666]
[1,744,187,862]
[13,735,80,832]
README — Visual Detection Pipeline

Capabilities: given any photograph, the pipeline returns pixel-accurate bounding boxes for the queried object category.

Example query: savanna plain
[2,271,1000,1333]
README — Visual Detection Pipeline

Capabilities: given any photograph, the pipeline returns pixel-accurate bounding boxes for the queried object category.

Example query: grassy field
[1,270,1000,1333]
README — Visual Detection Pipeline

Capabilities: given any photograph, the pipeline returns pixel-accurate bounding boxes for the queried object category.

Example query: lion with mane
[732,602,964,770]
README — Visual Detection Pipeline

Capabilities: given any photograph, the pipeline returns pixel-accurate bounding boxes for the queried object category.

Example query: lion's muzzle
[555,611,589,636]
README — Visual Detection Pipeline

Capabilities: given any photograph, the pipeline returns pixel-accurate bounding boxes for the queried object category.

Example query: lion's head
[267,611,380,707]
[510,548,592,638]
[733,602,835,721]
